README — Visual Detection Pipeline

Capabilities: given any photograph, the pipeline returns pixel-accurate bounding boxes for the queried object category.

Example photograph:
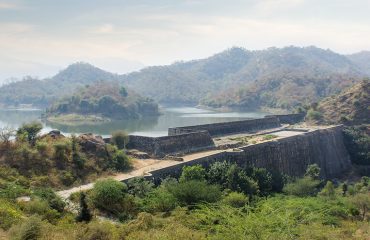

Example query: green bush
[0,200,22,230]
[111,150,131,171]
[90,178,127,214]
[32,188,65,213]
[179,165,206,182]
[223,192,248,208]
[111,130,129,149]
[167,180,221,206]
[143,187,178,213]
[283,177,320,197]
[16,122,43,145]
[127,177,154,198]
[9,215,44,240]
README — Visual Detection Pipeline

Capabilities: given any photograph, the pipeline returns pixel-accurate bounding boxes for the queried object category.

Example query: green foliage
[16,122,42,145]
[343,125,370,165]
[222,192,248,208]
[119,86,128,97]
[32,188,65,213]
[142,187,178,213]
[319,181,336,199]
[350,193,370,220]
[251,168,273,196]
[306,109,323,121]
[179,165,206,182]
[110,149,131,171]
[0,199,22,230]
[76,192,92,222]
[9,215,43,240]
[305,163,321,180]
[166,180,222,206]
[111,130,129,149]
[90,178,127,214]
[283,177,320,197]
[127,177,154,198]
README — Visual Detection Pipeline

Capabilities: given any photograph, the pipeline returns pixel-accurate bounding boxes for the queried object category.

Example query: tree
[283,177,320,197]
[119,86,128,97]
[304,164,321,180]
[179,165,206,182]
[91,179,127,214]
[251,168,273,196]
[127,177,154,198]
[111,130,129,149]
[16,122,43,145]
[319,181,336,199]
[351,193,370,221]
[0,126,15,144]
[76,192,92,222]
[111,150,131,171]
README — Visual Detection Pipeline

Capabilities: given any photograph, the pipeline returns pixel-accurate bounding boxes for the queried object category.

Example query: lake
[0,107,268,137]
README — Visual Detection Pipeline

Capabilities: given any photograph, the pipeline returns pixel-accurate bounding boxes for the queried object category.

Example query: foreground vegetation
[0,122,131,189]
[1,154,369,239]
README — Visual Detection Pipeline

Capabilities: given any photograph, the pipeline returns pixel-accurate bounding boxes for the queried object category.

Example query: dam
[121,113,350,180]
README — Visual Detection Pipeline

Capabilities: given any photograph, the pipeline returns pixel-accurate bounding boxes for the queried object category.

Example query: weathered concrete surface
[57,125,351,199]
[168,116,280,136]
[127,130,215,157]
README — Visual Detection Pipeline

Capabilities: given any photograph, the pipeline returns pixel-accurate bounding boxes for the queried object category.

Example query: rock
[41,130,65,139]
[78,133,106,152]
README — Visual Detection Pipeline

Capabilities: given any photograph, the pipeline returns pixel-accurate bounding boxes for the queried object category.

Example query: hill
[318,79,370,125]
[122,46,365,110]
[0,46,368,110]
[0,62,120,107]
[46,81,159,122]
[347,51,370,76]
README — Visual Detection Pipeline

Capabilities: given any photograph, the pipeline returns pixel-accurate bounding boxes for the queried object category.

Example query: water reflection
[0,107,268,137]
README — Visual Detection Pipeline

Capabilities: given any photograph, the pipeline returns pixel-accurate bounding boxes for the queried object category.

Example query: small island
[46,81,159,125]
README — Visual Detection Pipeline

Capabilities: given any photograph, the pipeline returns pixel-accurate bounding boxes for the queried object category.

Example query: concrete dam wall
[168,116,280,137]
[127,131,215,157]
[144,126,351,182]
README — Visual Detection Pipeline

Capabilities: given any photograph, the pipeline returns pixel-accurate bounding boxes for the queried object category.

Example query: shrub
[207,161,231,188]
[9,215,43,240]
[319,181,336,199]
[32,188,65,213]
[350,193,370,220]
[0,200,22,230]
[167,180,221,206]
[143,187,178,213]
[90,178,127,214]
[304,164,321,180]
[16,122,43,145]
[306,109,323,121]
[110,150,131,171]
[127,177,154,198]
[111,130,129,149]
[251,168,273,196]
[76,192,92,222]
[77,221,114,240]
[223,192,248,208]
[226,165,258,196]
[283,177,320,197]
[179,165,206,182]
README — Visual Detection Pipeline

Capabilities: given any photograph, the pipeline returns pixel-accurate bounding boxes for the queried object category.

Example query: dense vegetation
[0,63,120,107]
[46,81,159,121]
[317,79,370,125]
[0,123,131,188]
[302,80,370,167]
[0,46,368,110]
[0,160,369,239]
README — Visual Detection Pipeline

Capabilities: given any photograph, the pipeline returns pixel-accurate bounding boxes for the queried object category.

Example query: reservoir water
[0,107,268,137]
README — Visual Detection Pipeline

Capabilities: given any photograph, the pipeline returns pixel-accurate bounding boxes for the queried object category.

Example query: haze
[1,0,370,81]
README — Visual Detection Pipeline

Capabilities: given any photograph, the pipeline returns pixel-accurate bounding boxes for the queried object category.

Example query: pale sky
[1,0,370,81]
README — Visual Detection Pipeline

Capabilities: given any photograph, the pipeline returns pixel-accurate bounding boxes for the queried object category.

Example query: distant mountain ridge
[0,46,369,109]
[0,62,119,107]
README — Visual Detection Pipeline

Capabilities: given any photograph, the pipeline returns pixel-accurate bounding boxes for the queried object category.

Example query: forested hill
[122,46,366,109]
[0,62,120,107]
[0,46,369,109]
[47,81,159,120]
[347,51,370,76]
[318,79,370,125]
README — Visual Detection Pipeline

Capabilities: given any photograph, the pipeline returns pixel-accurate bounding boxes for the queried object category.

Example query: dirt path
[57,149,224,200]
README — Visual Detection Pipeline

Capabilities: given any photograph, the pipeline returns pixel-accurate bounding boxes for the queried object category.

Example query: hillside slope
[46,81,159,121]
[318,79,370,125]
[122,46,364,109]
[0,63,120,107]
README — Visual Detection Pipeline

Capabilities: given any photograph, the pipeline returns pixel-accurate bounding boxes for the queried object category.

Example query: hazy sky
[1,0,370,81]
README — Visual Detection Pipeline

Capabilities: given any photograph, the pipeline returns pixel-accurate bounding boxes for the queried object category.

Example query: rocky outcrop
[77,133,106,153]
